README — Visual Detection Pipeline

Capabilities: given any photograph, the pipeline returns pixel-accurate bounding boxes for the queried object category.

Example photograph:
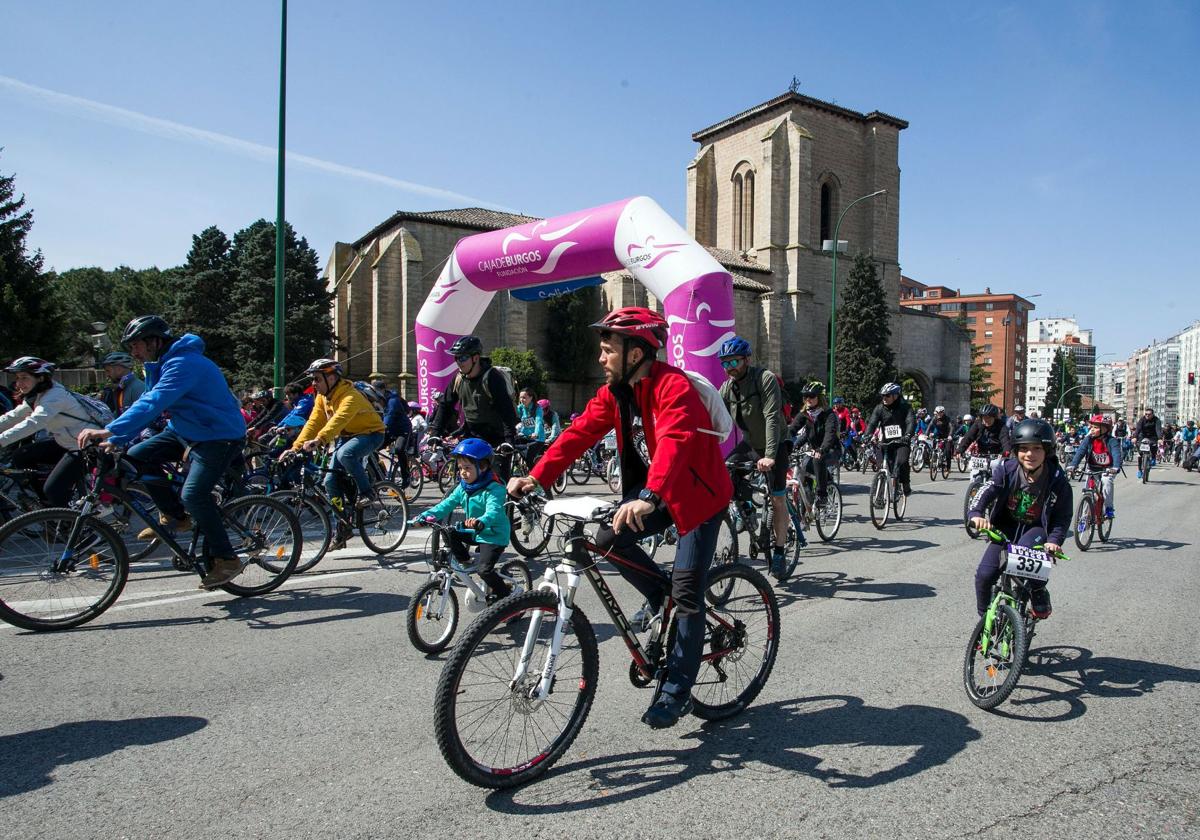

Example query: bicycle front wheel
[689,563,780,720]
[869,472,890,530]
[0,508,129,631]
[1073,496,1094,551]
[357,481,410,554]
[214,495,302,597]
[568,458,591,485]
[815,484,842,542]
[963,603,1027,709]
[433,590,600,788]
[964,479,984,539]
[406,578,459,654]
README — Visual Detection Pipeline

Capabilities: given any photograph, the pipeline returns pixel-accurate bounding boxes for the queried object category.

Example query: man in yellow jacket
[283,358,385,509]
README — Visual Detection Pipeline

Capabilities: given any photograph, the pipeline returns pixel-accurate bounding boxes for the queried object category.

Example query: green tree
[1042,348,1081,421]
[955,311,995,407]
[490,347,546,397]
[544,286,598,383]
[222,220,331,389]
[833,253,895,410]
[170,226,237,369]
[52,266,175,365]
[0,154,63,361]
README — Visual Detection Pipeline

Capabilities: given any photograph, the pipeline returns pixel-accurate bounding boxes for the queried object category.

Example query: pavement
[2,461,1198,839]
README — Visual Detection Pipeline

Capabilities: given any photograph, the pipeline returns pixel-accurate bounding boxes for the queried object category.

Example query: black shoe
[902,484,912,497]
[1030,588,1052,620]
[641,691,694,729]
[631,600,662,632]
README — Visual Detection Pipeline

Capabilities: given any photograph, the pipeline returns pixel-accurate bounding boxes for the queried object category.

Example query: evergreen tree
[833,253,895,410]
[53,266,174,365]
[170,226,237,369]
[0,154,63,361]
[955,311,995,407]
[223,220,331,389]
[1042,348,1081,421]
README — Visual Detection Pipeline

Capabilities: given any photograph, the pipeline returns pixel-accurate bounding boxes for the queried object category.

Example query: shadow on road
[777,570,936,604]
[486,695,979,812]
[991,645,1200,723]
[800,534,937,556]
[0,715,207,797]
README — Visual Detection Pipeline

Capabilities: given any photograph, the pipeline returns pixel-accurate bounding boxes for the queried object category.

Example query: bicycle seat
[542,496,612,521]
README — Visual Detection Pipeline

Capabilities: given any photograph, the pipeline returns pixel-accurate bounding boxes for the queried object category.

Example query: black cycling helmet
[800,381,825,397]
[980,404,1001,418]
[121,315,173,348]
[449,336,483,358]
[1012,418,1056,454]
[304,358,343,377]
[5,356,56,376]
[101,351,135,367]
[879,382,902,397]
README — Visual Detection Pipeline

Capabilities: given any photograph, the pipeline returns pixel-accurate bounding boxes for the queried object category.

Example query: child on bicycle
[967,419,1072,620]
[412,438,512,602]
[1068,414,1121,520]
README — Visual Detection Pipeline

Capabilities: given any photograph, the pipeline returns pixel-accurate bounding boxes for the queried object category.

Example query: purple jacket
[970,457,1073,545]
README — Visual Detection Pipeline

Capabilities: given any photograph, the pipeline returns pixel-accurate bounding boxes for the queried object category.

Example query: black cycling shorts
[769,439,792,495]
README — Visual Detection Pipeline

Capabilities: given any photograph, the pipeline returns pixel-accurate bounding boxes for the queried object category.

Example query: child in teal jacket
[415,438,512,599]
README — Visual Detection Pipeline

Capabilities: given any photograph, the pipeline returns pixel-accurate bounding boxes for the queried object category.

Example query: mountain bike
[910,433,930,472]
[859,440,881,474]
[727,458,804,581]
[0,446,302,632]
[404,518,532,654]
[788,447,842,542]
[869,438,908,530]
[432,494,780,788]
[928,437,952,481]
[962,453,1001,539]
[1136,438,1154,483]
[963,528,1069,709]
[567,440,615,486]
[272,446,409,569]
[1070,468,1114,551]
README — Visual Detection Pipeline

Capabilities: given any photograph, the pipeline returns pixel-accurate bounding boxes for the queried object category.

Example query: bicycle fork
[512,563,580,701]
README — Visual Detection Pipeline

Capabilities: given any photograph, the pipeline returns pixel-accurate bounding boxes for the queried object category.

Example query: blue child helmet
[452,438,494,463]
[719,336,752,358]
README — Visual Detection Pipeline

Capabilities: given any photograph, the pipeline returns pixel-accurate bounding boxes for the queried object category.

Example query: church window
[732,163,755,252]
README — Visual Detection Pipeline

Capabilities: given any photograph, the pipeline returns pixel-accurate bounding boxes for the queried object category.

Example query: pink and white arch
[414,196,735,410]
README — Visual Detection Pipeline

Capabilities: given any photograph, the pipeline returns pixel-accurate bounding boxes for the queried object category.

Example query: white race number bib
[884,424,902,441]
[1139,441,1152,453]
[970,456,991,473]
[1004,543,1053,582]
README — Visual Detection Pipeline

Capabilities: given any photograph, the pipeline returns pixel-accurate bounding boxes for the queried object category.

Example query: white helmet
[963,413,973,422]
[935,405,946,414]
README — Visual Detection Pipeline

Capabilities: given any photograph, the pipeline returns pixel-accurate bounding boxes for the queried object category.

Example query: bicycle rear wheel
[1098,501,1113,542]
[400,466,423,504]
[433,590,599,788]
[1073,496,1094,551]
[357,481,410,554]
[815,484,842,542]
[568,457,591,485]
[0,508,128,631]
[213,495,302,597]
[269,490,332,573]
[507,497,552,558]
[689,563,780,721]
[963,602,1027,709]
[869,472,890,530]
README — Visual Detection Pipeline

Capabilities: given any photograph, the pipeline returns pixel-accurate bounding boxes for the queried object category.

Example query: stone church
[325,91,970,410]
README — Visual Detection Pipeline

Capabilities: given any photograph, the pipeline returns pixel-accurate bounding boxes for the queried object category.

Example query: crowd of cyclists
[2,307,1198,736]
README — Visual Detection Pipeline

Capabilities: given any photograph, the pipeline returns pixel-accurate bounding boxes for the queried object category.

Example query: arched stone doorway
[901,369,933,409]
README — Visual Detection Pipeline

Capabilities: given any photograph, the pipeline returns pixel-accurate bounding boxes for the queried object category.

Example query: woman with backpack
[0,356,107,506]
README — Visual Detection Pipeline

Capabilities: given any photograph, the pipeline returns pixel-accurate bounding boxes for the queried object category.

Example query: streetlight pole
[826,188,887,400]
[272,0,288,399]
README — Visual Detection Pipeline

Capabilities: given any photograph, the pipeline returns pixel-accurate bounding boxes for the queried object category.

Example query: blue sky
[2,1,1197,358]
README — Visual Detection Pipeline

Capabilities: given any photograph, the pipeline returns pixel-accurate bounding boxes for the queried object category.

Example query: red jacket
[530,362,733,535]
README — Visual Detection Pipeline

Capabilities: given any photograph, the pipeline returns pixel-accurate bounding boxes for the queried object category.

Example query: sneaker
[769,548,786,578]
[1029,588,1052,620]
[1105,507,1114,519]
[1136,470,1143,480]
[199,556,242,590]
[354,493,377,511]
[137,515,191,541]
[631,600,661,632]
[902,484,912,497]
[641,690,694,729]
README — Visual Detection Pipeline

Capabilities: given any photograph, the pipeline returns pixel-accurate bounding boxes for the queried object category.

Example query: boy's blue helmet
[452,438,494,463]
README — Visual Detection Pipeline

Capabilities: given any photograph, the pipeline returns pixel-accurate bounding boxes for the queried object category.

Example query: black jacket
[1135,416,1162,440]
[790,407,839,454]
[958,418,1012,456]
[866,399,916,443]
[970,458,1073,545]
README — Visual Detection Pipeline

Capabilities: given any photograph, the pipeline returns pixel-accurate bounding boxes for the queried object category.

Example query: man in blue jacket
[78,316,247,589]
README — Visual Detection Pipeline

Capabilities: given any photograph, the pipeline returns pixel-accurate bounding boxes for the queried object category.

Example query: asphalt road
[3,460,1198,839]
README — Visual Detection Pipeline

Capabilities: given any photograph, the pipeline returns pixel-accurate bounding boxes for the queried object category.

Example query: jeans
[593,493,720,700]
[126,430,244,559]
[974,522,1047,615]
[327,432,384,499]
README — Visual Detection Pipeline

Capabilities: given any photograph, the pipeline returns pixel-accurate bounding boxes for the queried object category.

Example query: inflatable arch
[415,196,735,412]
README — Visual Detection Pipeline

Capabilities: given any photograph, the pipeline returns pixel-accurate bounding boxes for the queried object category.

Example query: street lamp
[1056,383,1085,424]
[89,321,109,368]
[824,188,887,400]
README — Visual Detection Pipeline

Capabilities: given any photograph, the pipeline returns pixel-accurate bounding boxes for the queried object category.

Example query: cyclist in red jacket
[509,306,733,729]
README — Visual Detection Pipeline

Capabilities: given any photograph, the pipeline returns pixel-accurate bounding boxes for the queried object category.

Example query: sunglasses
[454,354,473,364]
[720,358,742,370]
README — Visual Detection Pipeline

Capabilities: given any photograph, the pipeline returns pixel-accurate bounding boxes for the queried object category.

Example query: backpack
[61,389,115,427]
[453,365,515,408]
[353,381,387,415]
[775,373,794,423]
[681,369,734,442]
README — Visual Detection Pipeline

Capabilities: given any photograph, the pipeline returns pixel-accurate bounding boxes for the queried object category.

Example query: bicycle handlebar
[978,526,1070,561]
